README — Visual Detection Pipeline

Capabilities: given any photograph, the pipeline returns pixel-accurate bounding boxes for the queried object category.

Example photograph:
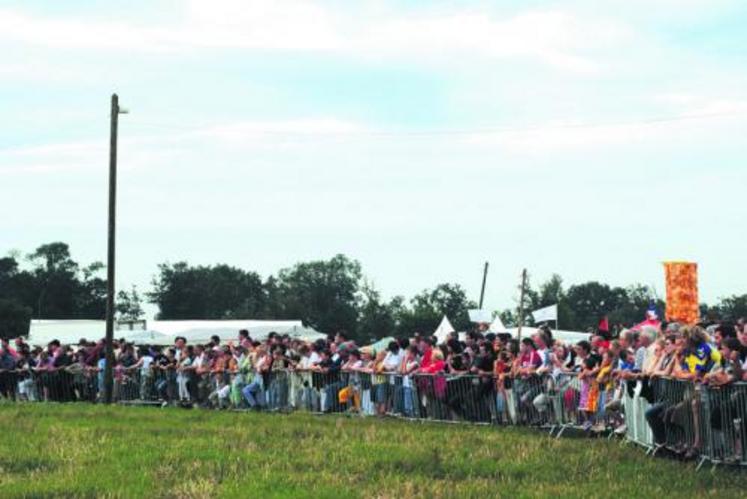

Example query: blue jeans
[242,379,264,407]
[267,379,288,410]
[393,384,405,415]
[403,386,415,417]
[323,382,344,412]
[496,392,506,414]
[300,387,318,411]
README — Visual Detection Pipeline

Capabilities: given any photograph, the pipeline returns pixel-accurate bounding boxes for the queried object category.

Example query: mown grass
[0,404,742,498]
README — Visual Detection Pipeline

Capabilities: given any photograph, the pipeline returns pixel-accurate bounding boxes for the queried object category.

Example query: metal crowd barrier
[624,377,747,469]
[548,372,582,437]
[1,366,744,469]
[622,379,655,450]
[699,382,746,467]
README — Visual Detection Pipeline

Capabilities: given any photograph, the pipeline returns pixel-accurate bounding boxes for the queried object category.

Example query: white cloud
[355,10,625,73]
[460,101,747,152]
[0,3,627,72]
[5,105,745,179]
[655,94,747,115]
[0,141,105,174]
[0,61,82,82]
[0,117,363,175]
[182,0,341,51]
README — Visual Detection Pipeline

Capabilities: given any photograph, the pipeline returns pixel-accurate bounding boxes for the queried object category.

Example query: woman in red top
[518,338,542,375]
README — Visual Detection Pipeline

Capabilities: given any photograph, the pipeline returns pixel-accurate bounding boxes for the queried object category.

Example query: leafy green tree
[427,283,476,331]
[498,309,517,328]
[700,302,721,323]
[148,262,265,319]
[0,299,32,339]
[27,242,81,318]
[716,294,747,321]
[506,272,538,328]
[116,286,145,321]
[1,244,107,331]
[395,297,440,337]
[394,283,476,335]
[0,257,32,337]
[606,284,663,327]
[357,281,396,342]
[272,254,363,339]
[76,262,107,319]
[565,281,627,331]
[0,257,20,300]
[525,274,577,329]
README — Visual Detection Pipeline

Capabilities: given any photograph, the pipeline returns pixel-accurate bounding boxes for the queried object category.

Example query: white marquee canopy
[26,319,324,346]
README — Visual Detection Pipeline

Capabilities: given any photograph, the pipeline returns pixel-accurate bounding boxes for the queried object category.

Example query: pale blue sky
[1,1,746,317]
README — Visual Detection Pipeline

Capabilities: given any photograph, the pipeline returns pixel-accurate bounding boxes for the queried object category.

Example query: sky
[1,0,746,319]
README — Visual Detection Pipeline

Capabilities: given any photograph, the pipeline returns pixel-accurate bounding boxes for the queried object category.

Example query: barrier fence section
[621,376,746,469]
[0,366,744,469]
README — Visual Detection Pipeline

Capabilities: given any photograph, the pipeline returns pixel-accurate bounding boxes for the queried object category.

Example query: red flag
[598,316,609,333]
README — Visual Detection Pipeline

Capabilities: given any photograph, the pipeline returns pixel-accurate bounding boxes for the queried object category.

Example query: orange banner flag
[663,261,699,325]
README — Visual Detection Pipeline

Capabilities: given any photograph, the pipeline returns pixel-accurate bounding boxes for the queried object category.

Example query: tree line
[2,242,746,342]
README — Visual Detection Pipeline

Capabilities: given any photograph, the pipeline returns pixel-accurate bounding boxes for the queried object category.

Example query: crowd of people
[0,318,746,462]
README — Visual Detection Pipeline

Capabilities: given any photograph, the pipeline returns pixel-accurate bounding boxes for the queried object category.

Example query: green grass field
[0,404,742,498]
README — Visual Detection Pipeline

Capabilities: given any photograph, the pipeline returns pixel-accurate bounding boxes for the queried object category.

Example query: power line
[123,109,747,139]
[2,108,745,152]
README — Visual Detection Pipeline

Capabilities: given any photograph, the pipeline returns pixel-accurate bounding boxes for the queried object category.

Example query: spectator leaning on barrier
[573,340,592,371]
[736,323,747,377]
[400,345,419,418]
[644,334,679,445]
[0,343,17,400]
[2,318,746,467]
[680,326,722,378]
[705,338,742,385]
[713,323,735,349]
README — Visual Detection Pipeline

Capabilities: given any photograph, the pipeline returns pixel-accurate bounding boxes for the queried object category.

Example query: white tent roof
[27,319,325,346]
[148,320,324,343]
[506,326,590,344]
[119,329,174,346]
[489,315,508,334]
[433,315,455,344]
[27,320,107,346]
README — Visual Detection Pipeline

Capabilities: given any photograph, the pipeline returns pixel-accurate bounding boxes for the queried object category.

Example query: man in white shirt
[174,336,187,361]
[132,347,154,400]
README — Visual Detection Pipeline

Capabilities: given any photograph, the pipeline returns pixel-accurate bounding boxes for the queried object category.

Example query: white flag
[532,304,558,323]
[468,309,493,323]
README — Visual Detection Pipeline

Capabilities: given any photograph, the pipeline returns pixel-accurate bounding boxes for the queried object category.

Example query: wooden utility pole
[478,261,489,309]
[517,268,527,341]
[104,94,125,404]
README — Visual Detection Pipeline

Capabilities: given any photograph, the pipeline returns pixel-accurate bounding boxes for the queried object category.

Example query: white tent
[27,320,177,346]
[147,320,325,344]
[506,326,590,344]
[489,315,509,334]
[26,319,325,346]
[27,320,107,346]
[433,315,455,344]
[120,329,173,346]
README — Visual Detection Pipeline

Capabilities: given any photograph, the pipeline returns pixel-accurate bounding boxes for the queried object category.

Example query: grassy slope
[0,404,742,498]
